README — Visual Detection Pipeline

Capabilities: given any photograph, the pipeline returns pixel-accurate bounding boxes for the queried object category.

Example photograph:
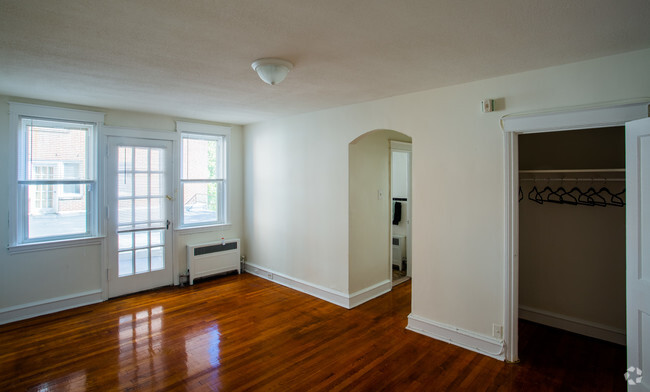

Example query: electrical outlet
[492,324,503,339]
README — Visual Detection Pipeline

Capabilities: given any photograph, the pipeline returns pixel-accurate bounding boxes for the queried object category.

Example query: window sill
[7,236,105,254]
[175,223,232,236]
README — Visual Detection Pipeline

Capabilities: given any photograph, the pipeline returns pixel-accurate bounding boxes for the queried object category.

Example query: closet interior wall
[518,127,626,341]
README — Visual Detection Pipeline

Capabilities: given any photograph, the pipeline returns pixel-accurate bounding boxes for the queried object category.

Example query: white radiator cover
[187,239,241,285]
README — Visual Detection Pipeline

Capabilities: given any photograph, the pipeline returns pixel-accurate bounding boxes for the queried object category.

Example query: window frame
[9,103,104,250]
[176,121,230,229]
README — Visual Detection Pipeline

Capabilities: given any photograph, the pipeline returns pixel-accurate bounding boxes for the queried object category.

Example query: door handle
[166,220,171,230]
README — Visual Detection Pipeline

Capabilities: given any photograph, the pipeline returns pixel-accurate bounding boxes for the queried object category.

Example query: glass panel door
[107,137,173,298]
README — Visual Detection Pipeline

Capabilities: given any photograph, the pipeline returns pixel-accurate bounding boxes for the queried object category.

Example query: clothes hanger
[540,185,562,204]
[556,186,578,205]
[598,187,625,207]
[571,186,595,206]
[584,186,607,207]
[527,185,543,204]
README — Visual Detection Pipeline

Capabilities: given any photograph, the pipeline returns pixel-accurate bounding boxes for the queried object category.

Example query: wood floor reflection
[0,273,625,391]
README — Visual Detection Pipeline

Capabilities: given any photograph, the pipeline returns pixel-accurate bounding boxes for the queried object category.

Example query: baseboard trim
[519,305,626,345]
[406,313,505,361]
[0,290,103,325]
[244,263,350,308]
[349,280,391,308]
[244,263,391,309]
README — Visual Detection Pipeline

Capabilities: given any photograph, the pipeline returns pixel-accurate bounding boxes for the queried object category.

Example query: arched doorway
[348,129,412,306]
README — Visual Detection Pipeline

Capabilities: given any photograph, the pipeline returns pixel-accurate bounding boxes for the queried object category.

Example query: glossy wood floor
[0,273,626,391]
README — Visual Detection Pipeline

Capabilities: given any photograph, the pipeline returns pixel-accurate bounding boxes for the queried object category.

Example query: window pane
[150,174,161,196]
[27,184,88,239]
[24,121,89,181]
[182,181,220,225]
[151,230,164,246]
[135,249,149,274]
[118,173,133,197]
[119,251,134,276]
[134,199,148,222]
[151,247,164,271]
[150,149,161,172]
[135,231,149,248]
[118,199,133,225]
[118,147,132,172]
[134,173,149,196]
[181,136,223,180]
[119,232,133,250]
[150,198,162,221]
[134,148,149,172]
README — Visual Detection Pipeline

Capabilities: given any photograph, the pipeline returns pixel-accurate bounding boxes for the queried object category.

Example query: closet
[518,126,626,345]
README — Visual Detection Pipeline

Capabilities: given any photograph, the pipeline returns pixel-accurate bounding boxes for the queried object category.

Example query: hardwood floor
[0,273,626,391]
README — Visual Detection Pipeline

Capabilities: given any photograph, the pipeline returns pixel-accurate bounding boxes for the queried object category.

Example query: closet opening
[517,127,626,363]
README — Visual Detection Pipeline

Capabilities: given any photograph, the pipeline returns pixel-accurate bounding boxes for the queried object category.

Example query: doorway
[106,136,174,298]
[502,100,650,363]
[390,141,412,286]
[518,128,626,346]
[348,130,411,300]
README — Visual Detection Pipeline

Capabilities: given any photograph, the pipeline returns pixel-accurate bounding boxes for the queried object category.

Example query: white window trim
[8,102,105,249]
[175,121,231,229]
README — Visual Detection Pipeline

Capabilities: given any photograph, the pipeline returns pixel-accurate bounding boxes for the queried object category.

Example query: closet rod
[519,178,625,182]
[518,169,625,174]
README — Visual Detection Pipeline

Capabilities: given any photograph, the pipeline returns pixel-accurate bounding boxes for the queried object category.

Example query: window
[177,122,229,227]
[11,103,102,246]
[62,162,82,197]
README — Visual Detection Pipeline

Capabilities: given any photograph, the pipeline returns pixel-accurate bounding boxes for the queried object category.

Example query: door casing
[501,100,650,362]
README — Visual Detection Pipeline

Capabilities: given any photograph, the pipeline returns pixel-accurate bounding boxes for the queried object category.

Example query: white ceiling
[1,0,649,125]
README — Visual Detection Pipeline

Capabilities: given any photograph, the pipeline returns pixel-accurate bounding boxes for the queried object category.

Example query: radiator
[187,239,241,285]
[392,235,406,270]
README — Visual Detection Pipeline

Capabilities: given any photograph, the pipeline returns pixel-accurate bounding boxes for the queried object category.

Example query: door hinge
[106,268,110,281]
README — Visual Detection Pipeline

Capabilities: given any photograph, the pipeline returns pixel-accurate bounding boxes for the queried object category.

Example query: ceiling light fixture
[251,58,293,85]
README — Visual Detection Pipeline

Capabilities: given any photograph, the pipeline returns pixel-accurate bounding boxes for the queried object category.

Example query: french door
[107,137,173,298]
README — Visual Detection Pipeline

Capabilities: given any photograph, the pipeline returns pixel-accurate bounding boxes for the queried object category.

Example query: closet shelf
[518,169,625,174]
[519,168,625,182]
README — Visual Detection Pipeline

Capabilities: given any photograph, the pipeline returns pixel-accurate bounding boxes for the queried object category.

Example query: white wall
[243,48,650,340]
[349,130,411,293]
[0,96,244,322]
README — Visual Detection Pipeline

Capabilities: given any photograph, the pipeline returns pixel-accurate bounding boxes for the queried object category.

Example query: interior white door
[626,117,650,391]
[107,137,173,298]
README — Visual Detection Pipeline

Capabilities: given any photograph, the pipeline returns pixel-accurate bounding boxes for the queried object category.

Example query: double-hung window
[177,122,229,227]
[11,103,103,246]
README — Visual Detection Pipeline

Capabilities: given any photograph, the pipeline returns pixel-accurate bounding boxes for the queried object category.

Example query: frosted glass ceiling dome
[251,58,293,85]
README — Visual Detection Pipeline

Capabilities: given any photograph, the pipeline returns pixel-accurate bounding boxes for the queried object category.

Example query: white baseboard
[244,263,391,309]
[0,290,103,325]
[406,313,505,361]
[519,305,626,345]
[244,263,350,308]
[349,279,391,308]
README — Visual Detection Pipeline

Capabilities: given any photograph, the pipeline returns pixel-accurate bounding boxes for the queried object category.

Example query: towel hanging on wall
[393,202,402,225]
